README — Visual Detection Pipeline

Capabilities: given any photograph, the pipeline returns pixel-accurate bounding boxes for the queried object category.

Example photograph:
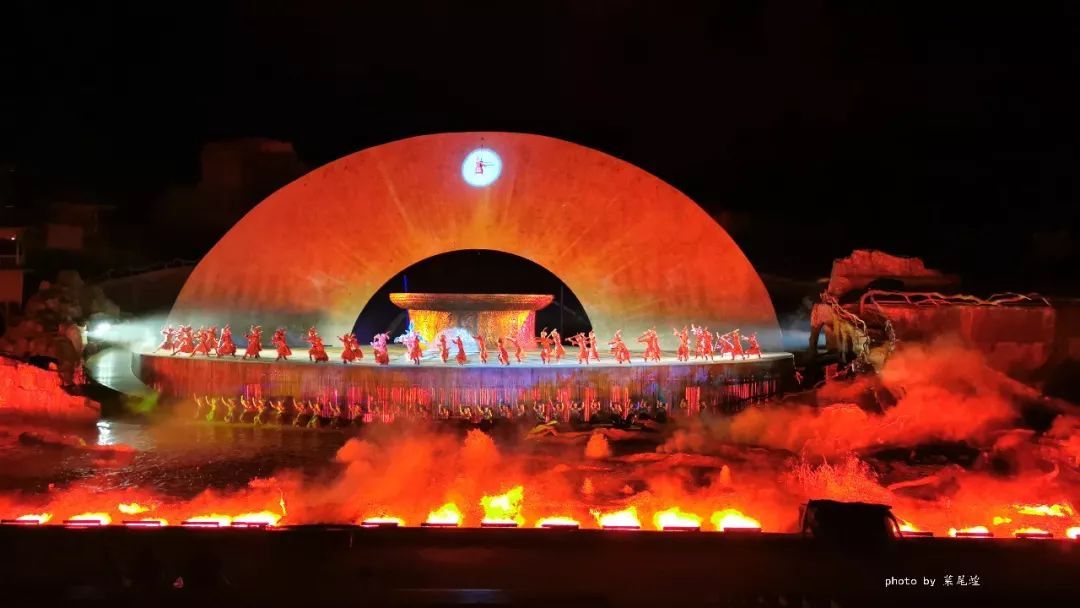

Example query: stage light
[461,147,502,187]
[88,321,113,339]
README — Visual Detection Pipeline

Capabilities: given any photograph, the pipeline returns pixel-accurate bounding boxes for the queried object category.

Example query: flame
[535,516,580,528]
[948,526,990,536]
[992,516,1012,526]
[1013,503,1074,518]
[16,513,52,524]
[425,502,462,526]
[480,486,525,526]
[592,507,641,529]
[898,520,920,533]
[184,514,233,526]
[361,516,405,526]
[68,512,111,524]
[1067,527,1080,539]
[1014,526,1050,535]
[233,511,281,526]
[118,502,150,515]
[653,507,703,530]
[709,508,761,531]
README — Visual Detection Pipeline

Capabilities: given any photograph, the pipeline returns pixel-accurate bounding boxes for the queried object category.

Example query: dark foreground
[1,526,1077,607]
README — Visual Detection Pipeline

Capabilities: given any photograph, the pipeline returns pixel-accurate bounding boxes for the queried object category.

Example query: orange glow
[991,515,1012,526]
[709,508,761,531]
[1014,526,1051,537]
[480,486,525,526]
[592,507,641,529]
[184,514,233,526]
[1013,503,1074,518]
[898,520,921,533]
[139,518,168,525]
[652,507,703,530]
[1066,527,1080,539]
[535,516,580,528]
[16,513,51,524]
[425,503,463,526]
[948,526,991,537]
[118,502,150,515]
[68,512,111,525]
[361,516,406,527]
[233,511,281,526]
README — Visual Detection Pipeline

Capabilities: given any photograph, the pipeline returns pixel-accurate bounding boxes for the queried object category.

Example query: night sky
[6,1,1078,294]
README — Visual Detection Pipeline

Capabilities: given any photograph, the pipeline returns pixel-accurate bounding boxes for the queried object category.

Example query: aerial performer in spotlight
[371,332,391,365]
[157,325,178,352]
[550,328,565,362]
[174,325,196,355]
[305,327,329,362]
[587,330,600,362]
[217,325,237,357]
[744,331,762,358]
[496,336,510,365]
[673,326,690,362]
[453,335,468,365]
[243,325,263,359]
[473,334,489,363]
[272,328,292,361]
[437,334,450,363]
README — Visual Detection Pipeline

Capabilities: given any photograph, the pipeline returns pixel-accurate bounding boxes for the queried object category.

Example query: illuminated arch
[169,132,781,349]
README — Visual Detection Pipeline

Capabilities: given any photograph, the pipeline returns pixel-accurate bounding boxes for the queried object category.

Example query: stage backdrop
[168,132,781,350]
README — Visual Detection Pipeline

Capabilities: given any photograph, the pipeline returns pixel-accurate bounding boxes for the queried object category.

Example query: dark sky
[6,1,1079,294]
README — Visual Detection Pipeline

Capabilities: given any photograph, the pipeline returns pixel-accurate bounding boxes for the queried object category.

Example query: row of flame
[6,491,1080,538]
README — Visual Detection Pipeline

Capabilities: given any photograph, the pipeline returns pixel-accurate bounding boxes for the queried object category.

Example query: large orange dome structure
[168,132,780,349]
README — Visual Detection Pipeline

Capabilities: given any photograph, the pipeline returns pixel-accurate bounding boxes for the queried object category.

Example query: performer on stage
[174,325,196,355]
[453,335,468,365]
[243,325,263,359]
[272,328,292,361]
[191,327,212,357]
[507,335,524,363]
[339,333,360,364]
[496,336,510,365]
[568,332,589,364]
[217,325,237,357]
[550,328,565,363]
[371,332,391,365]
[587,330,600,362]
[637,328,661,362]
[437,334,450,363]
[473,334,489,364]
[157,325,178,353]
[536,328,552,364]
[701,326,715,360]
[716,331,735,360]
[673,326,690,362]
[305,327,329,362]
[608,330,631,364]
[205,327,220,354]
[730,328,745,360]
[747,330,764,358]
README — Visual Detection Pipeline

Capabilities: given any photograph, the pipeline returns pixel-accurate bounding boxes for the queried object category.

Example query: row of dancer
[160,324,762,366]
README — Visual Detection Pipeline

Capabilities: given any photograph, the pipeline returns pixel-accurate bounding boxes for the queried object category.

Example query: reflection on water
[0,420,352,498]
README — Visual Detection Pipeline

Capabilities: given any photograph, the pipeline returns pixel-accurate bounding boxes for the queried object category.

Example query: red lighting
[479,521,519,528]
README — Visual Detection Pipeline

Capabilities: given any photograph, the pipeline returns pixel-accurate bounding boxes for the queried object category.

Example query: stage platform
[135,347,794,412]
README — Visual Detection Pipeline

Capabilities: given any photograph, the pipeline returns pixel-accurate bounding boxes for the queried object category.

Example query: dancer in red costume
[272,328,292,361]
[637,328,661,362]
[691,325,705,359]
[436,334,450,363]
[536,328,552,364]
[453,336,467,365]
[473,334,489,364]
[608,330,632,364]
[205,326,220,354]
[407,333,423,365]
[174,325,196,355]
[371,332,391,365]
[496,336,510,365]
[587,330,600,362]
[568,332,589,364]
[550,329,565,362]
[305,327,329,362]
[673,326,690,362]
[217,325,237,357]
[157,325,178,352]
[243,325,263,359]
[730,328,745,360]
[701,326,715,360]
[507,335,524,363]
[744,331,762,358]
[191,327,212,357]
[339,333,361,364]
[716,331,736,360]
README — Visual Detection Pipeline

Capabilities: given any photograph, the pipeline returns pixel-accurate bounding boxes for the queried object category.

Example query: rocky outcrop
[0,356,100,424]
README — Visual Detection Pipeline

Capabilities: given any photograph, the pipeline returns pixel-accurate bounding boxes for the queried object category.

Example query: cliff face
[0,357,100,424]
